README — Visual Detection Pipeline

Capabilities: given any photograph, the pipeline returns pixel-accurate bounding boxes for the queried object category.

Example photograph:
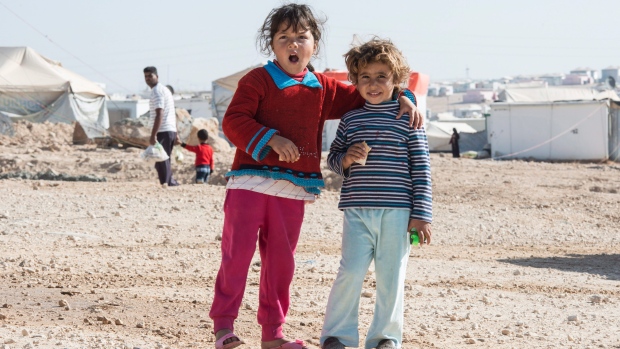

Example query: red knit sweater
[182,143,214,170]
[222,63,365,194]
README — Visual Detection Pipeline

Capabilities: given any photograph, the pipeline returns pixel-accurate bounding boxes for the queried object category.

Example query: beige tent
[210,64,263,123]
[0,46,109,137]
[426,121,478,152]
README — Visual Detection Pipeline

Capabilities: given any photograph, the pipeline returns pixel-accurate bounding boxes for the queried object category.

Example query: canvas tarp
[498,86,619,103]
[426,121,484,152]
[610,102,620,161]
[211,64,263,123]
[0,112,13,136]
[0,46,109,138]
[488,100,610,161]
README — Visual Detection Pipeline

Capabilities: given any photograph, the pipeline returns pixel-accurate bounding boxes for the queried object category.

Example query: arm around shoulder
[408,128,433,223]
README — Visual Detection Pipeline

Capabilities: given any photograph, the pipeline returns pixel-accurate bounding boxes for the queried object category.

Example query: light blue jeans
[321,208,411,349]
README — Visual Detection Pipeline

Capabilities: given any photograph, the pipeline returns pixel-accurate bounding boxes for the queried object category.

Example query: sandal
[270,339,308,349]
[376,339,396,349]
[322,337,345,349]
[215,332,244,349]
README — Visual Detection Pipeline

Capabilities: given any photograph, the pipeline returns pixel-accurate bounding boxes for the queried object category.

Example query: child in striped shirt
[321,38,433,349]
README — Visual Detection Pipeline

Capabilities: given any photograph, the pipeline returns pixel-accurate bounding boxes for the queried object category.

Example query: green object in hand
[410,228,420,245]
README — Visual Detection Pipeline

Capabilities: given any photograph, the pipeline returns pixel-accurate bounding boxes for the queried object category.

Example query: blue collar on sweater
[264,60,323,90]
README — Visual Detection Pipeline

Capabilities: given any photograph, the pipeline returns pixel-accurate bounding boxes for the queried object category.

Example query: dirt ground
[0,121,619,349]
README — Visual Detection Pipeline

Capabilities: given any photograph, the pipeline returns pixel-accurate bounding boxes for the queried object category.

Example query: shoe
[322,337,345,349]
[215,332,244,349]
[376,339,396,349]
[269,339,308,349]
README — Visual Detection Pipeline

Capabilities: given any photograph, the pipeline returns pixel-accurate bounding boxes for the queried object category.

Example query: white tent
[488,100,612,161]
[426,121,478,152]
[611,102,620,161]
[211,64,263,124]
[498,86,619,103]
[0,47,109,138]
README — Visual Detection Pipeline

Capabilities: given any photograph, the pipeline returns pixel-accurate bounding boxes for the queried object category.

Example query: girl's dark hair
[257,3,326,57]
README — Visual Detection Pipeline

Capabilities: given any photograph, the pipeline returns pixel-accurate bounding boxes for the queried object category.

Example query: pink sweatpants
[209,189,305,341]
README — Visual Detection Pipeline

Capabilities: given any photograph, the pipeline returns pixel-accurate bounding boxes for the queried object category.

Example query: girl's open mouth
[289,54,299,63]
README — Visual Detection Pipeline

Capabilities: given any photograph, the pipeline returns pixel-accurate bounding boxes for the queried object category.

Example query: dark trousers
[195,165,211,184]
[155,131,179,186]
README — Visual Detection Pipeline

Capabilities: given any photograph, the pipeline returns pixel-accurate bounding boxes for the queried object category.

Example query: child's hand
[267,135,300,163]
[408,219,432,245]
[342,142,368,169]
[396,96,424,129]
[174,135,181,145]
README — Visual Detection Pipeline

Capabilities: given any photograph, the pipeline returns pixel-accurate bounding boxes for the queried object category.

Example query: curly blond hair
[343,37,410,88]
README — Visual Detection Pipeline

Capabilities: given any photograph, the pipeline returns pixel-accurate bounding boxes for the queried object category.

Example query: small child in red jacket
[181,129,214,184]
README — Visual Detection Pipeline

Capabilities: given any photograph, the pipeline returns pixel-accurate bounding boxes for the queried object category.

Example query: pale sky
[1,0,618,94]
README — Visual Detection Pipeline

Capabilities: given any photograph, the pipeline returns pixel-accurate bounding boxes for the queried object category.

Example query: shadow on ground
[498,253,620,281]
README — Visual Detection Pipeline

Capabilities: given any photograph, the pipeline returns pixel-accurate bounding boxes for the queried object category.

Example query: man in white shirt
[144,66,179,186]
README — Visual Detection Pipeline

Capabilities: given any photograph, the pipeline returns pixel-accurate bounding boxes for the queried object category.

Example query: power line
[0,0,133,94]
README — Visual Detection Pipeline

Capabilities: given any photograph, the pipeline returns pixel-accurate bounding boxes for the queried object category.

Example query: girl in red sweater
[210,4,423,349]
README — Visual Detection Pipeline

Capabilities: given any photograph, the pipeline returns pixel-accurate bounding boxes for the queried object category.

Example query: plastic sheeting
[0,113,13,136]
[426,121,479,152]
[498,87,619,103]
[0,90,108,138]
[0,47,109,138]
[211,64,263,123]
[488,101,610,161]
[610,102,620,161]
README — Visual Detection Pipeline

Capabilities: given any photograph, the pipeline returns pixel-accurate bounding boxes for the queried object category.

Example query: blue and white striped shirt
[327,100,433,222]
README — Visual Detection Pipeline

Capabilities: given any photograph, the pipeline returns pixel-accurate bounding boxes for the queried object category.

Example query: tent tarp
[0,113,13,136]
[211,64,263,123]
[610,102,620,161]
[0,47,108,138]
[488,100,610,161]
[426,121,481,152]
[498,86,619,103]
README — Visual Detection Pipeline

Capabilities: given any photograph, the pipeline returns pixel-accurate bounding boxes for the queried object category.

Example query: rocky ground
[0,121,619,349]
